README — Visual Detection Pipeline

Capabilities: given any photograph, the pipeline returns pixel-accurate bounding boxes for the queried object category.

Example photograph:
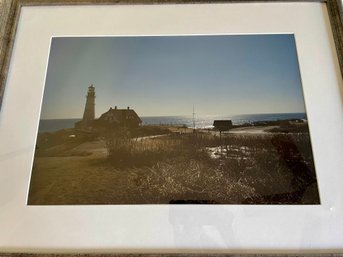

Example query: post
[220,130,222,152]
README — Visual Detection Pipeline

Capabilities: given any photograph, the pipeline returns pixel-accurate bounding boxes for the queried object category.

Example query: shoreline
[37,117,309,135]
[37,113,307,133]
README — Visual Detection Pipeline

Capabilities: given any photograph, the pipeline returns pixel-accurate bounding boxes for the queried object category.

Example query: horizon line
[40,111,306,120]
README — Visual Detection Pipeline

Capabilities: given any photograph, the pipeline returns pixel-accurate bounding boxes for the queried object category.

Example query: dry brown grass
[28,126,319,205]
[103,131,319,204]
[127,159,257,204]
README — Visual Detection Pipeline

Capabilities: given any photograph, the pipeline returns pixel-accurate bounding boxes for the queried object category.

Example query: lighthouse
[82,84,95,123]
[75,84,96,130]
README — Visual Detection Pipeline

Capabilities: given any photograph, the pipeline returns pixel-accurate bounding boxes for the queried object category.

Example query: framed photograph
[1,0,343,255]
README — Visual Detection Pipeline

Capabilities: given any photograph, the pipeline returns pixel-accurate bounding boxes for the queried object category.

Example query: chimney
[115,106,117,110]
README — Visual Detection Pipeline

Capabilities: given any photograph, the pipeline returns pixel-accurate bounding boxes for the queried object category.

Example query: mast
[192,104,196,131]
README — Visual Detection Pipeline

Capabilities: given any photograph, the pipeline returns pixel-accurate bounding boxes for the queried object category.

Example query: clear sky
[40,35,305,119]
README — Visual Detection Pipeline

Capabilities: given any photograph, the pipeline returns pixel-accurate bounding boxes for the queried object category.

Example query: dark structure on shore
[213,120,232,132]
[97,106,142,128]
[75,85,141,130]
[213,120,233,144]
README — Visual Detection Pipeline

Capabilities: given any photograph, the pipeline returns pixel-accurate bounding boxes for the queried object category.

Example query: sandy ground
[134,134,170,141]
[196,125,278,136]
[229,125,278,134]
[70,140,107,156]
[28,145,138,204]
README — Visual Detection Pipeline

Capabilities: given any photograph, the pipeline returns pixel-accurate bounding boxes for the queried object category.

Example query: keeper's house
[96,106,142,128]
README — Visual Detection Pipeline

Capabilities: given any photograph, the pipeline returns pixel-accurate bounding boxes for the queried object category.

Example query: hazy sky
[40,35,305,119]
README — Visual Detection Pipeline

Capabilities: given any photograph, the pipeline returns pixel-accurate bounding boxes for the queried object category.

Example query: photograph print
[28,35,320,205]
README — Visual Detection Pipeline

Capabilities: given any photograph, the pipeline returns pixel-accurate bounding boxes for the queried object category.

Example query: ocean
[38,113,306,133]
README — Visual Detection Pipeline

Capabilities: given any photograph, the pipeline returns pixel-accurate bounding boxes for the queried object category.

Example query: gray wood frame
[0,0,343,256]
[0,253,343,256]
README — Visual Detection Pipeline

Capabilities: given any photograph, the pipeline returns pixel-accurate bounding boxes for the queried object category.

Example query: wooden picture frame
[0,0,343,256]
